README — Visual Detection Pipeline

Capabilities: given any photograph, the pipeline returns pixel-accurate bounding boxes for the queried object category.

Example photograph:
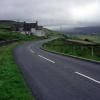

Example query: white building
[15,21,46,37]
[31,26,46,37]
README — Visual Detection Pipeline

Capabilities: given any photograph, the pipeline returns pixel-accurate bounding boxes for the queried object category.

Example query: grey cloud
[0,0,100,27]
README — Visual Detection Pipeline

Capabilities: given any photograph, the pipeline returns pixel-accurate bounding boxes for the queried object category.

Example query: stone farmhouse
[15,21,46,37]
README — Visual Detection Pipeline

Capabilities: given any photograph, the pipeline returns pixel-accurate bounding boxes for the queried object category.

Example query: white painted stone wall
[21,31,26,35]
[36,30,45,37]
[31,28,36,35]
[31,28,45,37]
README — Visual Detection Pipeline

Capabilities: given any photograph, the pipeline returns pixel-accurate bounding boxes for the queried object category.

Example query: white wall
[31,28,36,35]
[31,28,45,37]
[36,30,45,37]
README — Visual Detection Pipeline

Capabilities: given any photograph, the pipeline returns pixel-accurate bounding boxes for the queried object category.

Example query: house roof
[23,22,38,31]
[15,21,43,31]
[36,26,43,30]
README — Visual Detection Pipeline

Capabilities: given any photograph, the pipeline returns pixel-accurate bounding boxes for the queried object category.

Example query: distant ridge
[61,26,100,35]
[74,26,100,34]
[0,20,16,26]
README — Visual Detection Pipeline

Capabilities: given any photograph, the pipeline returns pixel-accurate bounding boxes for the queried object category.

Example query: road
[14,39,100,100]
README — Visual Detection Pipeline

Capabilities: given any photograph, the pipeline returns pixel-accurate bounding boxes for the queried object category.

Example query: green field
[0,28,42,41]
[68,34,100,43]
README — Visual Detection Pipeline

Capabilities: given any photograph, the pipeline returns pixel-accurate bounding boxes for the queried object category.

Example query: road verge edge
[41,47,100,64]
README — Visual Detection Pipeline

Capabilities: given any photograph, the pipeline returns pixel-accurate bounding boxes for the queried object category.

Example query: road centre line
[75,72,100,84]
[38,55,55,63]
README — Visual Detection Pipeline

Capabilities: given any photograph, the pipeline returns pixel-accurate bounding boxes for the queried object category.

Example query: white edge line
[75,72,100,84]
[38,55,55,63]
[30,49,35,53]
[28,46,35,54]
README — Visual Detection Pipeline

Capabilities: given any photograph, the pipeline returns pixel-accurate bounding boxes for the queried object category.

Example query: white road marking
[28,46,35,54]
[75,72,100,84]
[38,55,55,63]
[30,49,35,53]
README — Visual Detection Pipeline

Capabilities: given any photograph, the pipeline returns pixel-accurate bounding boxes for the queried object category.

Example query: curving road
[14,39,100,100]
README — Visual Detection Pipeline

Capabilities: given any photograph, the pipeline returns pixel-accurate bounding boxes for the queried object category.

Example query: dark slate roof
[23,22,38,31]
[36,26,43,30]
[15,21,43,31]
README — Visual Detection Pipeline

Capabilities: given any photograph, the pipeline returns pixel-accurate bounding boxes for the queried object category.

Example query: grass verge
[0,43,33,100]
[43,38,100,61]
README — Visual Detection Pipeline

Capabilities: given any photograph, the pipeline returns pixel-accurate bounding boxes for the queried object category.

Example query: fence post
[91,46,94,56]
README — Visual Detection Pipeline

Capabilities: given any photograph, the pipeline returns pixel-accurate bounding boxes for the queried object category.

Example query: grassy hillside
[74,35,100,43]
[0,26,43,41]
[0,29,41,41]
[66,34,100,43]
[44,28,63,38]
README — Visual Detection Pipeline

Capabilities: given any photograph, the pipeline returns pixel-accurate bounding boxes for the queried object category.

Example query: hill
[0,20,16,26]
[61,26,100,35]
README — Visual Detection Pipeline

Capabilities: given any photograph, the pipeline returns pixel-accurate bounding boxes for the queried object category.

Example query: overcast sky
[0,0,100,27]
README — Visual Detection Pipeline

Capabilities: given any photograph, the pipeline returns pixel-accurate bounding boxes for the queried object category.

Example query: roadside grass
[0,43,33,100]
[0,26,39,100]
[43,38,100,61]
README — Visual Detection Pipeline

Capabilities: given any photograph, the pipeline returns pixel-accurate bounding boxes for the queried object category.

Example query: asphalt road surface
[14,39,100,100]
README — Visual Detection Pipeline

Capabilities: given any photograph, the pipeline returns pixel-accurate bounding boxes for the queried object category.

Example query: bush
[84,38,90,42]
